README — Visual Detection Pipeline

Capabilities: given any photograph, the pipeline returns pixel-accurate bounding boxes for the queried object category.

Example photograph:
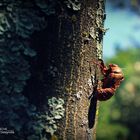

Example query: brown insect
[88,59,124,128]
[96,59,124,101]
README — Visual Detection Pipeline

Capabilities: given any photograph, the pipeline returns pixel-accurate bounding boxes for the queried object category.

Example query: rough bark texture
[0,0,105,140]
[36,0,105,139]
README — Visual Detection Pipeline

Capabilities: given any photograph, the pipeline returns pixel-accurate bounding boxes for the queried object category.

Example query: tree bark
[33,0,105,139]
[0,0,105,140]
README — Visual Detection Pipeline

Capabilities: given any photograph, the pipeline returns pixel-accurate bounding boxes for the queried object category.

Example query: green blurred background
[97,0,140,140]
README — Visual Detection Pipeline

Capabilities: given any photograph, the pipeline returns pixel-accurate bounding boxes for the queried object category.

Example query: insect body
[96,59,124,101]
[88,59,124,128]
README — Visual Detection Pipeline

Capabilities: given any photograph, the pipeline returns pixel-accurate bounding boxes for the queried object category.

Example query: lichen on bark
[0,0,105,139]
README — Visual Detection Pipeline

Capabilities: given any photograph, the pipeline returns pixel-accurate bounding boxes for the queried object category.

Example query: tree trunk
[34,0,105,139]
[0,0,105,140]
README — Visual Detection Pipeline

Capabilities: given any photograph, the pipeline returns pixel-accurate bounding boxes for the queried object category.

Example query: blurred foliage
[97,48,140,140]
[107,0,140,14]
